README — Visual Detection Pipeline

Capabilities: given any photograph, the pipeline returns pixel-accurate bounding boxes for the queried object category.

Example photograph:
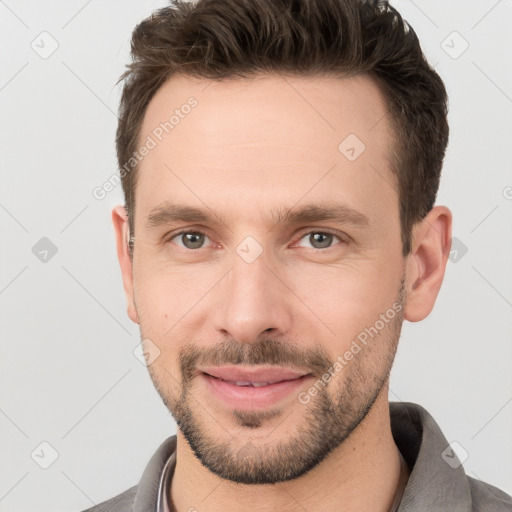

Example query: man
[83,0,512,510]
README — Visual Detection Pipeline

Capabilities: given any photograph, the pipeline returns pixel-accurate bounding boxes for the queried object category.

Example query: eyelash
[166,228,348,251]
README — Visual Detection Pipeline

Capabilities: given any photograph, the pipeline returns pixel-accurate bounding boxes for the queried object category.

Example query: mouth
[202,373,304,387]
[197,366,313,410]
[198,365,311,384]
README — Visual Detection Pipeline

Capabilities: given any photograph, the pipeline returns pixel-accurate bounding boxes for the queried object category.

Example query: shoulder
[75,436,177,512]
[467,476,512,511]
[78,485,138,512]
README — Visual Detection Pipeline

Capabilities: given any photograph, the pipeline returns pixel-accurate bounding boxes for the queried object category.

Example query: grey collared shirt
[81,402,512,512]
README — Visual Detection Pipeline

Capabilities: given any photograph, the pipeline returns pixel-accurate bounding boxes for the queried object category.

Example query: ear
[112,205,139,324]
[403,205,452,322]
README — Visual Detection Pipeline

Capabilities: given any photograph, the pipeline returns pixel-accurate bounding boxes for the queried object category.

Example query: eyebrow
[145,201,370,230]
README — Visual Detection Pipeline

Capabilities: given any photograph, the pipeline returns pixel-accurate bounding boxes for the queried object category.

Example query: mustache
[179,338,333,382]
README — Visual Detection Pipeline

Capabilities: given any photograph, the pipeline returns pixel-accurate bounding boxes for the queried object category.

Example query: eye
[170,230,210,250]
[166,229,347,251]
[295,230,346,250]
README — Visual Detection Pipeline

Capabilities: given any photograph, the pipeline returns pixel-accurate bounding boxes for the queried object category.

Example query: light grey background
[1,1,511,510]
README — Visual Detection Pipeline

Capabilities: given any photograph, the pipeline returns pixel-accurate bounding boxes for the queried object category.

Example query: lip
[198,365,310,384]
[198,366,313,410]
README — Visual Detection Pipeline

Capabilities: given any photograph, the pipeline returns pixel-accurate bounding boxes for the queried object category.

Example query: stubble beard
[143,277,406,484]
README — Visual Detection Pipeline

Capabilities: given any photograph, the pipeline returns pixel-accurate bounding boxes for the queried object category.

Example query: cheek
[133,263,212,323]
[291,262,400,348]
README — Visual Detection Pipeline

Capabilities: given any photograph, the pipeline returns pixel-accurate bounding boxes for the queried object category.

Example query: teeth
[209,375,301,386]
[233,381,272,387]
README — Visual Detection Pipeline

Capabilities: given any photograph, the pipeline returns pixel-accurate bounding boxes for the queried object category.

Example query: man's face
[123,73,407,484]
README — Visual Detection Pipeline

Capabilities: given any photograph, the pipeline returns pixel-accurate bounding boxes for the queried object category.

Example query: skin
[112,73,452,511]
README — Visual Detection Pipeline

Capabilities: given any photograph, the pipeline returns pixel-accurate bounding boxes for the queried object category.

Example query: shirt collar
[390,401,473,511]
[158,446,176,512]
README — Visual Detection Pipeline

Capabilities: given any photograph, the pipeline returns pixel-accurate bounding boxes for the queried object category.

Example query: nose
[213,242,293,344]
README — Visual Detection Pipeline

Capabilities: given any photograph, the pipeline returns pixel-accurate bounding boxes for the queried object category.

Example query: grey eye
[310,232,333,249]
[173,231,208,249]
[297,232,340,249]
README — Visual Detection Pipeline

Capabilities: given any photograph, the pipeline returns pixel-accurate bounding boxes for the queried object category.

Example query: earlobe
[403,206,452,322]
[112,205,140,324]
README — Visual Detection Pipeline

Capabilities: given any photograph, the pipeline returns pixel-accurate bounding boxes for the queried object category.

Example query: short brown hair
[116,0,449,257]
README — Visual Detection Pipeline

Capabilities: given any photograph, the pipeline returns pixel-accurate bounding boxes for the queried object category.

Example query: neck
[170,390,407,512]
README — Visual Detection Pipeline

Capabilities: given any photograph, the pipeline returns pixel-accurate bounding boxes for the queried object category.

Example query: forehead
[135,72,397,229]
[141,72,392,153]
